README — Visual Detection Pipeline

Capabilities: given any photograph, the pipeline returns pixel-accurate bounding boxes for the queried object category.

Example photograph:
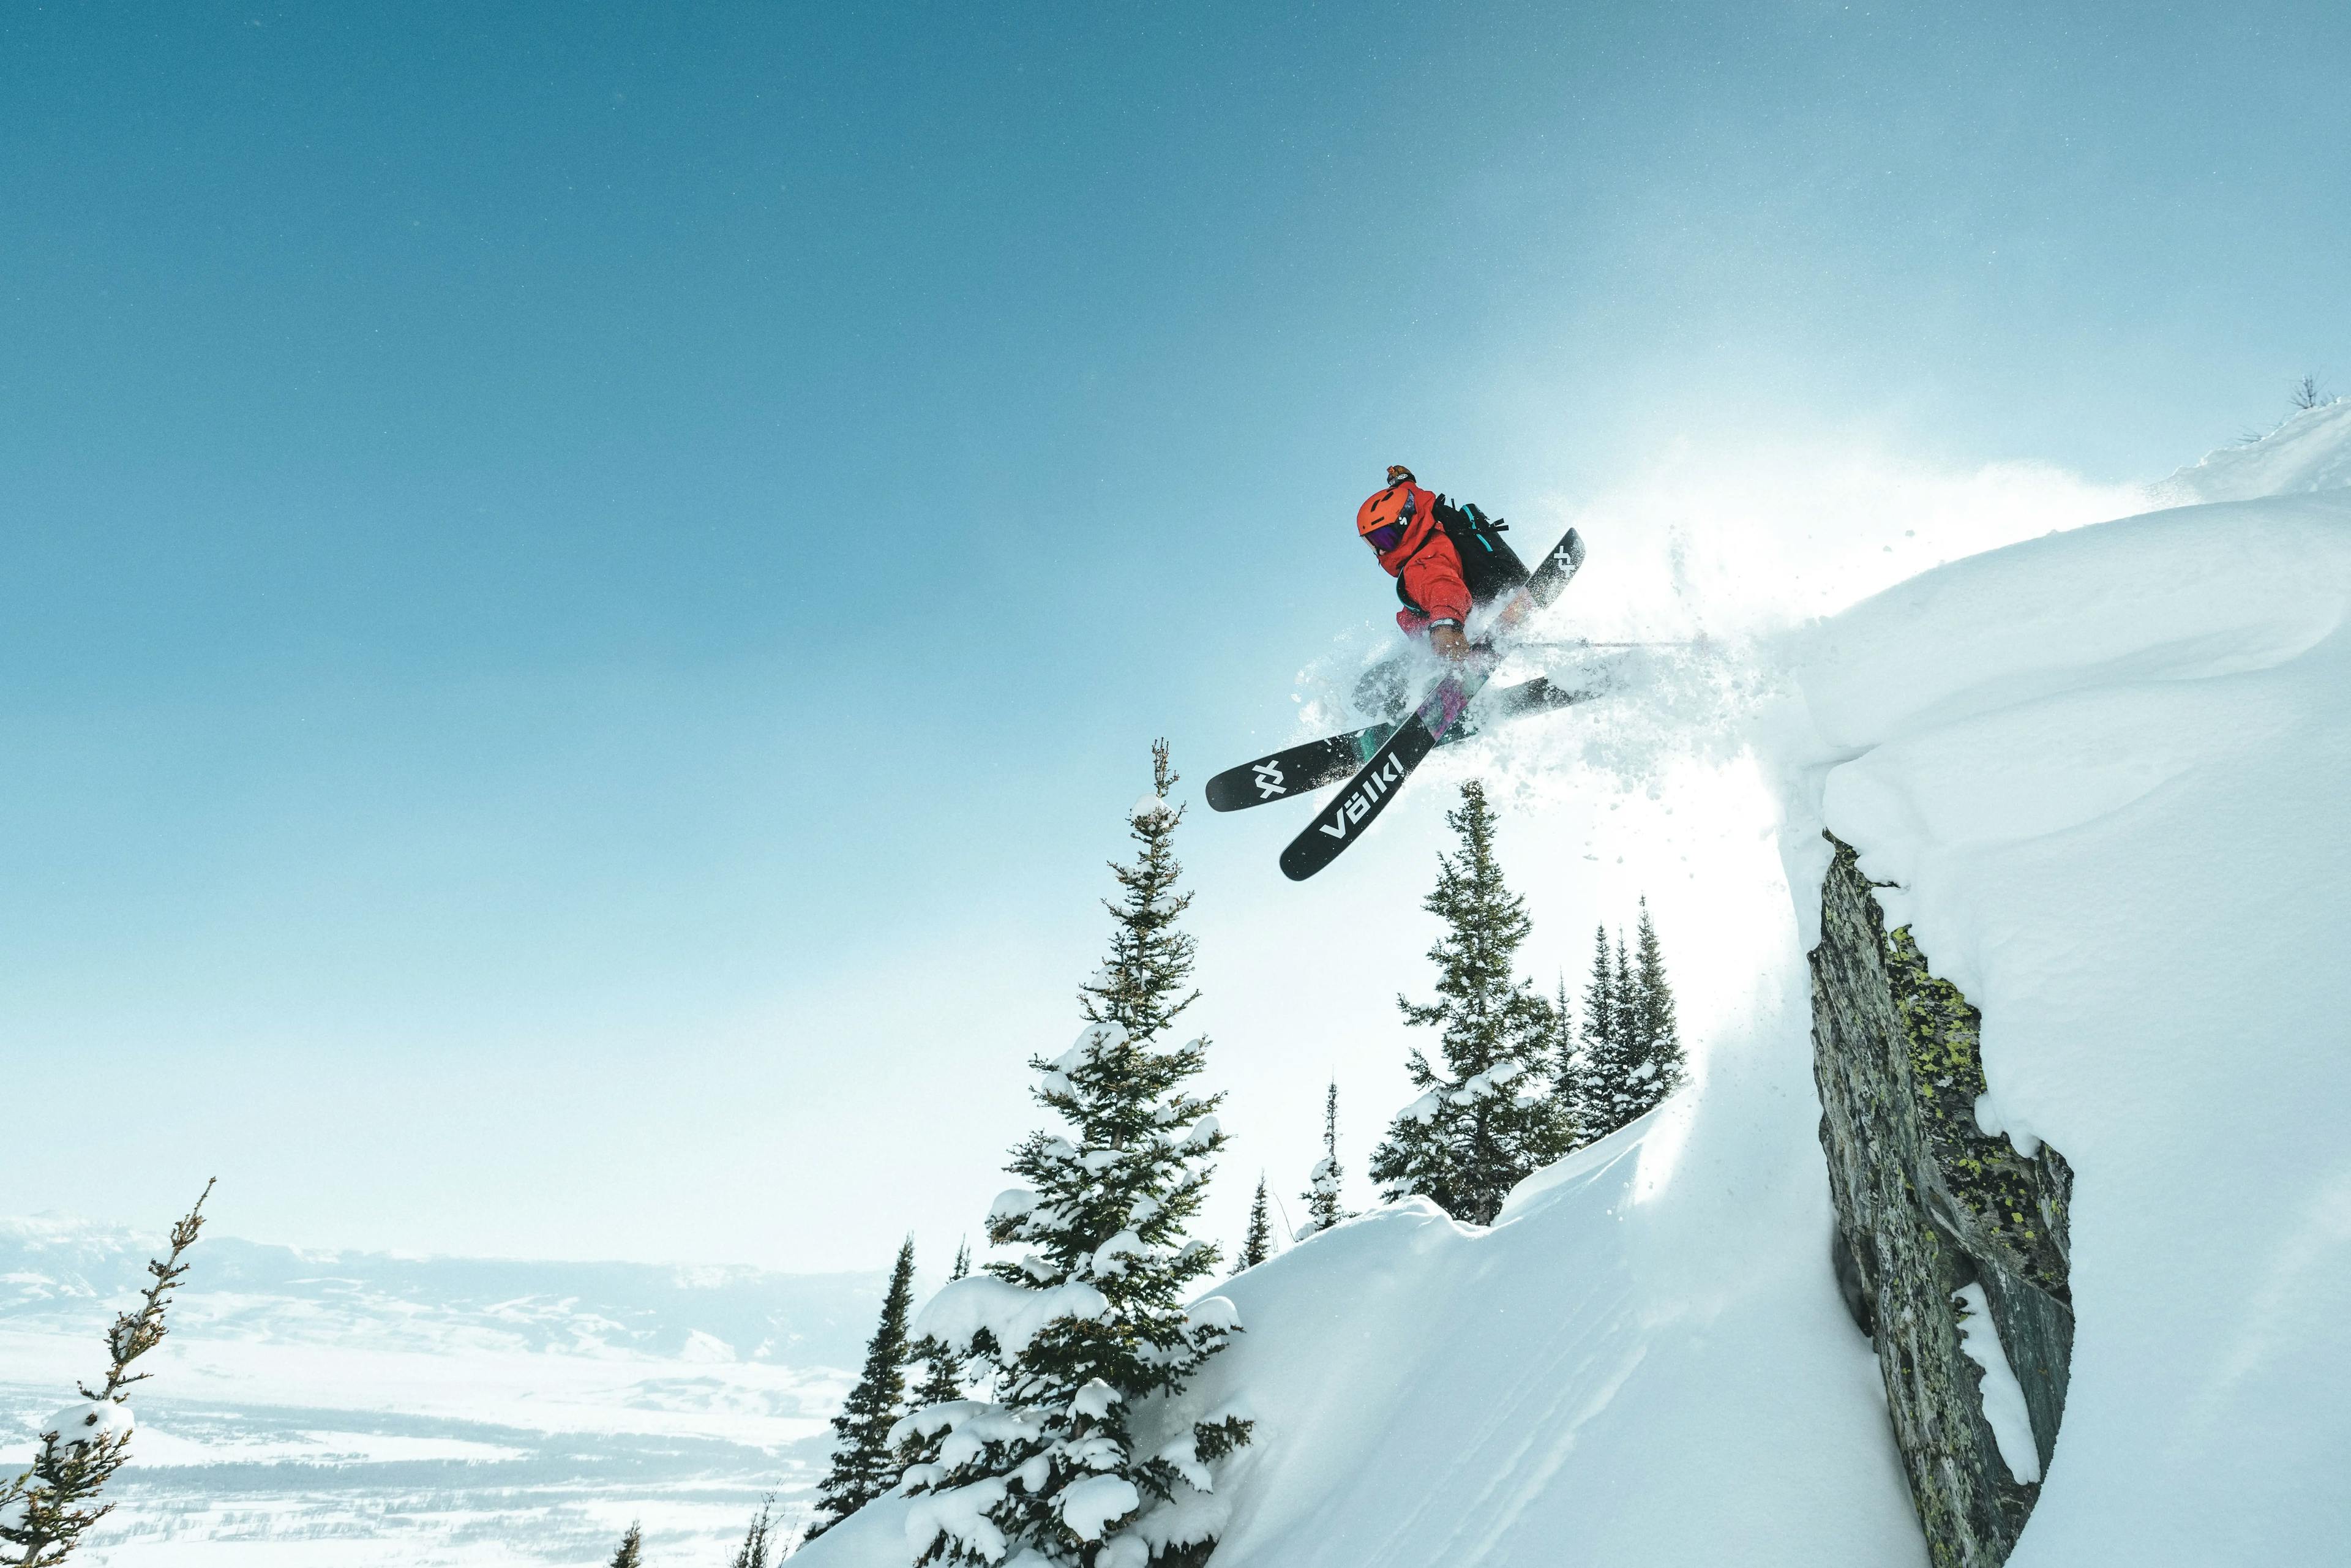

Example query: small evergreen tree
[606,1522,643,1568]
[1624,898,1687,1115]
[1580,925,1635,1138]
[1368,782,1575,1225]
[899,741,1251,1568]
[950,1239,971,1281]
[1611,931,1639,1076]
[1580,899,1689,1138]
[1580,926,1615,1053]
[1296,1081,1351,1237]
[803,1238,919,1541]
[1575,926,1617,1134]
[1,1182,212,1566]
[1231,1177,1274,1274]
[1549,975,1591,1152]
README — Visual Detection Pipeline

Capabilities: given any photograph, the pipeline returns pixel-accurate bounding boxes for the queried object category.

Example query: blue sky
[5,2,2347,1271]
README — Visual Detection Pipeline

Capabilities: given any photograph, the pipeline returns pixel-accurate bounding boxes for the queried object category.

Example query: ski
[1204,677,1598,812]
[1277,528,1585,882]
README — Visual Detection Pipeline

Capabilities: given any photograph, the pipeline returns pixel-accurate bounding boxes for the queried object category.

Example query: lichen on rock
[1885,925,2071,1300]
[1809,835,2074,1568]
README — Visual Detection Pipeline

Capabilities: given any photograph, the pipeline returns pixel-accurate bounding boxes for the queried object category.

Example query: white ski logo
[1253,761,1286,799]
[1317,754,1407,838]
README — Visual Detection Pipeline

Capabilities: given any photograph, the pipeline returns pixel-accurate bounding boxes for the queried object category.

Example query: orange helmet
[1357,475,1419,552]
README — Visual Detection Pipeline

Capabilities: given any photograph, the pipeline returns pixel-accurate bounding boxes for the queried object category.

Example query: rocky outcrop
[1809,836,2074,1567]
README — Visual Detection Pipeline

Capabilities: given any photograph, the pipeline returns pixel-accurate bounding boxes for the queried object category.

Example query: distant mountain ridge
[0,1214,885,1367]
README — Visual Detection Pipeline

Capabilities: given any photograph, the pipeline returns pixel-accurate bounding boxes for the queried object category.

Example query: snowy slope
[793,416,2351,1568]
[791,1069,1925,1568]
[2153,397,2351,504]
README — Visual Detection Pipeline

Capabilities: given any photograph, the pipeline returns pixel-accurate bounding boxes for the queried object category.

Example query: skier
[1355,465,1531,663]
[1205,476,1586,873]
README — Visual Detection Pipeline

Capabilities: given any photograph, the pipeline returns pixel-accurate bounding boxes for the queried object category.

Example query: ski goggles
[1363,521,1408,553]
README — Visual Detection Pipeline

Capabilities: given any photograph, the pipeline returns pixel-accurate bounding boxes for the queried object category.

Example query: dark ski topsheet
[1278,527,1584,881]
[1204,677,1595,812]
[1204,728,1378,811]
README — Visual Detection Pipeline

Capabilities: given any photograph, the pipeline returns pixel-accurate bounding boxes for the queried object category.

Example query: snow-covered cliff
[795,419,2351,1568]
[1776,481,2351,1566]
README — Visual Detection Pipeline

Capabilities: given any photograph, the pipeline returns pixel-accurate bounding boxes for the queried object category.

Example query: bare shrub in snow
[727,1495,776,1567]
[2241,373,2339,442]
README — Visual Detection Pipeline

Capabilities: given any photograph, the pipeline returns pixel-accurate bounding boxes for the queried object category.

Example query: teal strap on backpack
[1441,497,1503,555]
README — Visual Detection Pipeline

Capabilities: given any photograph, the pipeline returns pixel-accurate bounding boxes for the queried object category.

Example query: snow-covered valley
[0,1220,880,1564]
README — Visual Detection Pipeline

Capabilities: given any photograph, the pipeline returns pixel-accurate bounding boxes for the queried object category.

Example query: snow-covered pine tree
[1579,901,1690,1136]
[951,1239,972,1280]
[1231,1178,1273,1274]
[1580,922,1616,1071]
[1550,975,1591,1152]
[803,1237,920,1542]
[1577,923,1633,1138]
[1295,1081,1350,1237]
[1611,929,1640,1081]
[902,1343,964,1454]
[897,741,1251,1568]
[1622,898,1688,1117]
[1,1182,211,1567]
[606,1522,642,1568]
[1368,782,1575,1226]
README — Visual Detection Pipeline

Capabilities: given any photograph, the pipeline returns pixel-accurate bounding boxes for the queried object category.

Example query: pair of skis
[1207,527,1588,881]
[1202,675,1593,810]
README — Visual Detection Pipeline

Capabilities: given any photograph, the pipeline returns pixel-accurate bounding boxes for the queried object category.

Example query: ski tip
[1526,527,1587,612]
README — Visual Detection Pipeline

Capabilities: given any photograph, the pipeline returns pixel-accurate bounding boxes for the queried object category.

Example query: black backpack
[1397,495,1532,613]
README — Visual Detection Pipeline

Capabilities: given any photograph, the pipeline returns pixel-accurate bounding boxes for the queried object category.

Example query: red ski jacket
[1357,481,1472,629]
